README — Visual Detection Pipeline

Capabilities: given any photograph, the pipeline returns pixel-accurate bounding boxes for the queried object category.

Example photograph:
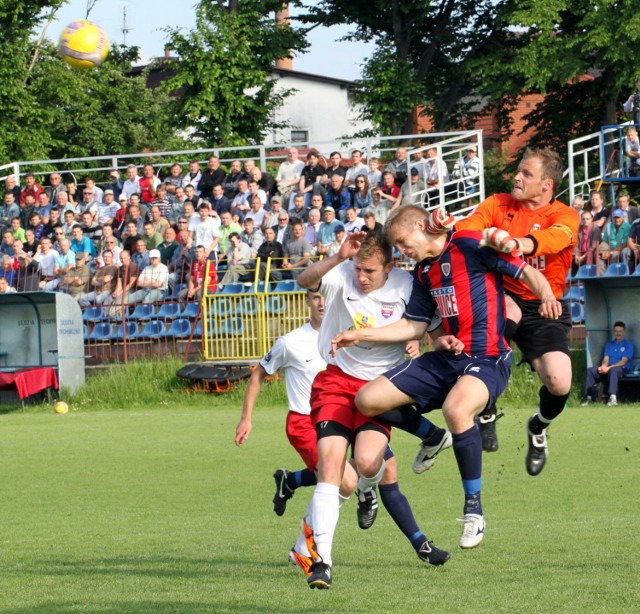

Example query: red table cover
[0,367,59,400]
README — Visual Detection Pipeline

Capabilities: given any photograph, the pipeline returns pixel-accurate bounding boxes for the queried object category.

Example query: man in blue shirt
[582,321,635,406]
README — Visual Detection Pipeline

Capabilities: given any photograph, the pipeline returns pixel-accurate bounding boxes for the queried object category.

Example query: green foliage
[472,0,640,154]
[0,1,183,165]
[298,0,501,135]
[163,0,308,146]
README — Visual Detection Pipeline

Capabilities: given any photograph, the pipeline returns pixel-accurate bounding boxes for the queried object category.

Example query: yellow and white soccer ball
[54,401,69,414]
[58,20,109,69]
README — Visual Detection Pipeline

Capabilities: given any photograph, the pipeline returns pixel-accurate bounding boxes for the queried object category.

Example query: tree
[0,0,181,165]
[163,0,308,146]
[470,0,640,159]
[296,0,501,136]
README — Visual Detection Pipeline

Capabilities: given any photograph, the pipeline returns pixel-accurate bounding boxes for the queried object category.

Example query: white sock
[309,482,340,567]
[338,494,350,509]
[357,459,386,493]
[295,515,311,557]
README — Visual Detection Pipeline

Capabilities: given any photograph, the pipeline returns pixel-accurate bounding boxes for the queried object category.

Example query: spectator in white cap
[127,248,168,304]
[316,206,340,256]
[97,189,120,225]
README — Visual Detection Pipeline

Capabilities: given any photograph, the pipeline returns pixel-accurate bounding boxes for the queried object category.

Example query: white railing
[567,121,638,203]
[0,132,484,203]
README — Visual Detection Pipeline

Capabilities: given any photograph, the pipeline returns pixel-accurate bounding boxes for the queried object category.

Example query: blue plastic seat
[237,296,258,316]
[569,301,585,324]
[210,297,233,317]
[165,318,192,338]
[265,295,286,315]
[604,262,629,277]
[274,280,297,292]
[220,283,244,294]
[168,283,187,300]
[87,323,113,342]
[83,325,89,341]
[138,320,166,340]
[181,302,201,319]
[128,304,156,321]
[83,306,104,323]
[220,317,243,335]
[193,320,203,337]
[113,322,139,341]
[574,264,597,280]
[156,302,182,320]
[563,285,585,302]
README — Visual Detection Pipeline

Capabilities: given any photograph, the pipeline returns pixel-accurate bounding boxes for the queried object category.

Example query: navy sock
[379,482,426,550]
[286,468,317,491]
[529,387,569,434]
[452,425,483,515]
[377,404,438,439]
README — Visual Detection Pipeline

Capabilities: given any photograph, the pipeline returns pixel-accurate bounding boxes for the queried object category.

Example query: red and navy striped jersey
[404,230,527,357]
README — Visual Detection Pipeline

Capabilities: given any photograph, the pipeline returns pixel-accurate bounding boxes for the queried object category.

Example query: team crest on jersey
[264,351,272,363]
[431,286,459,317]
[530,223,541,232]
[354,312,375,329]
[441,262,451,277]
[381,303,394,319]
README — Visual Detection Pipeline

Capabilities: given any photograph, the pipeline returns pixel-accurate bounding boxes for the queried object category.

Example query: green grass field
[1,362,639,612]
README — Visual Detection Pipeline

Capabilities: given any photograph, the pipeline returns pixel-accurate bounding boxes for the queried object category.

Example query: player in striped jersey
[332,205,561,549]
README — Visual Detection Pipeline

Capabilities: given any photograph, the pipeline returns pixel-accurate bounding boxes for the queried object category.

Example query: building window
[291,130,308,144]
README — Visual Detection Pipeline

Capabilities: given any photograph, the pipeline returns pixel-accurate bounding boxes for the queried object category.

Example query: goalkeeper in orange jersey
[438,148,579,476]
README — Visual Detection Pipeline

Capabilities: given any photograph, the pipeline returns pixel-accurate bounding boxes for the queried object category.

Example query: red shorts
[286,411,318,472]
[310,365,391,439]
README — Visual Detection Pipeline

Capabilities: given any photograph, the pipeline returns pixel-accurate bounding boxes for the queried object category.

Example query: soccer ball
[55,401,69,414]
[58,20,109,69]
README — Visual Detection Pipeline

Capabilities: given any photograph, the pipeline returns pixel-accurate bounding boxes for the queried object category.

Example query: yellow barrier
[201,258,310,361]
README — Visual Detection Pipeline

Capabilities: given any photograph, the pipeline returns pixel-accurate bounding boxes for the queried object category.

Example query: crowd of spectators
[570,189,640,275]
[0,146,479,306]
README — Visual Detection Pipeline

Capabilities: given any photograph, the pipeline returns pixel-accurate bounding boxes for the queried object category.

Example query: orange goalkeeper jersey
[455,194,580,300]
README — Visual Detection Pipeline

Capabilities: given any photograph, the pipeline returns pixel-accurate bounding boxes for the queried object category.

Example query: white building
[265,67,373,151]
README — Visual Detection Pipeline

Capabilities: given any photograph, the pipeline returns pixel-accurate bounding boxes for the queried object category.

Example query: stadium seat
[220,317,243,335]
[237,296,258,316]
[274,280,297,292]
[220,283,244,294]
[569,301,585,324]
[265,295,286,315]
[128,304,156,321]
[563,284,585,302]
[165,318,192,338]
[604,262,629,276]
[113,322,140,341]
[168,283,187,300]
[83,306,104,323]
[574,264,597,279]
[87,322,113,342]
[193,320,203,337]
[138,320,166,340]
[156,302,182,320]
[209,297,233,317]
[181,302,201,319]
[83,325,89,341]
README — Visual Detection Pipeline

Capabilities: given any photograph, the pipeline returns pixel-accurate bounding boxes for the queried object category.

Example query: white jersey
[260,322,326,415]
[318,260,413,380]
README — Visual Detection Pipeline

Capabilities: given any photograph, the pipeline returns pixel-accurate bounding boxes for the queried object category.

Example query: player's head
[513,148,563,203]
[305,290,325,325]
[353,234,394,294]
[385,205,446,261]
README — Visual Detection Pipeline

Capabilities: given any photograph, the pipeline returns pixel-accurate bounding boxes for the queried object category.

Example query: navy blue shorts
[383,351,512,413]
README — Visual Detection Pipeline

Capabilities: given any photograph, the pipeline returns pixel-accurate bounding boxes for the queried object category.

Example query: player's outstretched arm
[297,231,367,290]
[235,365,268,446]
[331,317,428,355]
[520,265,563,320]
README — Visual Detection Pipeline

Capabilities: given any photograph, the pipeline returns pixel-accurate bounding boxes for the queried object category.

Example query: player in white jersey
[297,232,451,589]
[236,289,450,578]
